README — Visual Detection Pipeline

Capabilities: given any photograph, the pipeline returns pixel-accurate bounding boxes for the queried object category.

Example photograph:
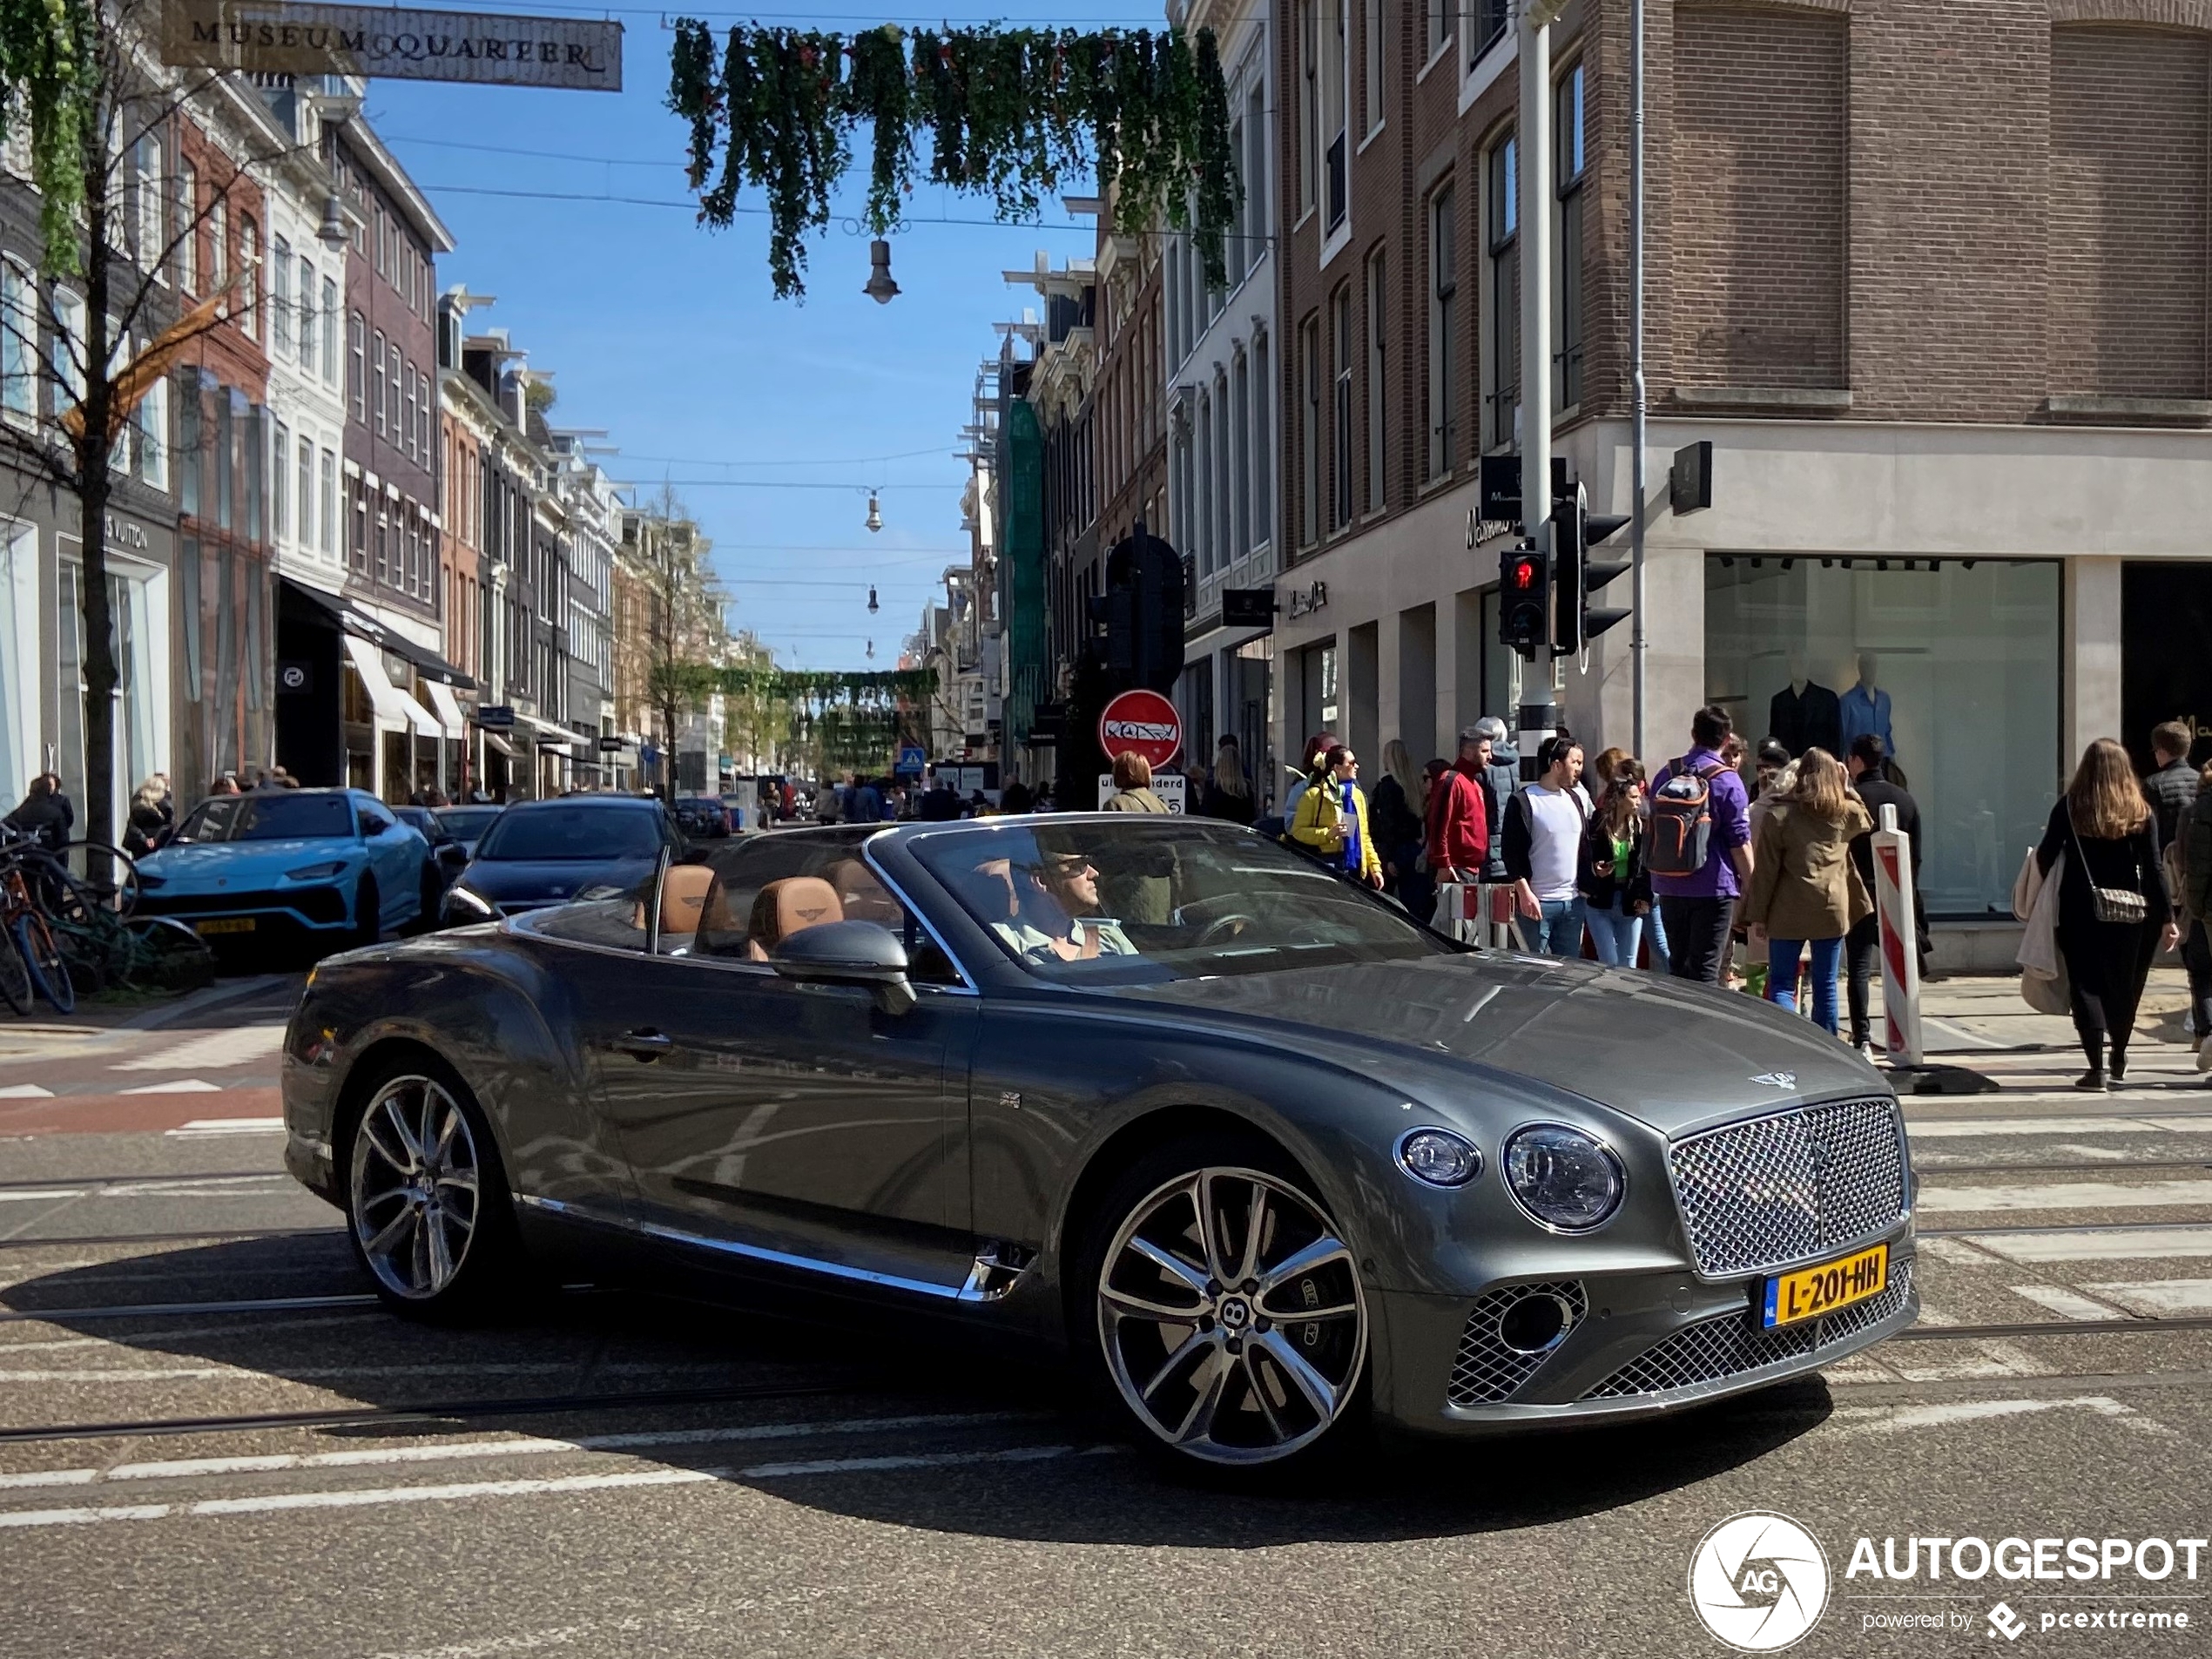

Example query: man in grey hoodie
[1474,717,1519,884]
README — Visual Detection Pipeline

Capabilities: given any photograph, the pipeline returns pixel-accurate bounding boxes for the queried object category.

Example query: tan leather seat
[745,875,844,960]
[658,864,716,941]
[826,858,901,926]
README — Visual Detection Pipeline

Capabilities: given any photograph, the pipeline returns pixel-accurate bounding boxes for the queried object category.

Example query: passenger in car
[745,876,844,961]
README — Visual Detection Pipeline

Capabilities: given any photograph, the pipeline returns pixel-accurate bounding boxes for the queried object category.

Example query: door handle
[610,1028,674,1061]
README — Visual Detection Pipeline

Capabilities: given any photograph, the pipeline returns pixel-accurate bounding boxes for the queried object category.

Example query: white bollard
[1870,802,1924,1065]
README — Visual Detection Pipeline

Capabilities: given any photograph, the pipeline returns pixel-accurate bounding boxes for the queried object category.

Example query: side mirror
[770,920,917,1015]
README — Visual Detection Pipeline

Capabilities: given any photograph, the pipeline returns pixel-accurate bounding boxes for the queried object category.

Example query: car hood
[139,839,361,884]
[1108,953,1883,1137]
[457,856,656,904]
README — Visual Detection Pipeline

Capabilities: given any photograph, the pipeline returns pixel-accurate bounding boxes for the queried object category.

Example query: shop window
[1426,184,1455,478]
[1703,556,2061,919]
[1485,134,1518,449]
[1554,62,1586,409]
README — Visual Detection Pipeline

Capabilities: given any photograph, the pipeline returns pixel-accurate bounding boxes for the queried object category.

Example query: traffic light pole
[1517,0,1559,778]
[1629,0,1649,759]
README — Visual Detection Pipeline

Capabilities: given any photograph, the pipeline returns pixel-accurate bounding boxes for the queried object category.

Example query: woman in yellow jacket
[1290,745,1385,887]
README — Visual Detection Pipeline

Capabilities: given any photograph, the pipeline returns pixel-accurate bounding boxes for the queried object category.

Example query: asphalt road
[1,981,2209,1659]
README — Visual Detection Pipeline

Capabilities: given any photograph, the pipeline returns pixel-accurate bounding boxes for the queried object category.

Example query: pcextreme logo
[1689,1511,1832,1652]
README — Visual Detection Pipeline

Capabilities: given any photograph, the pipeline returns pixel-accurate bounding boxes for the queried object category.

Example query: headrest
[749,875,843,950]
[658,863,715,937]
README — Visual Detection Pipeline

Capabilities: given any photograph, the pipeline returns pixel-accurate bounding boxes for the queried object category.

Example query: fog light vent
[1447,1279,1588,1406]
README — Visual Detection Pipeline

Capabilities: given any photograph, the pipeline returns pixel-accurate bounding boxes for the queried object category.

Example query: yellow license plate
[1763,1243,1888,1330]
[194,917,256,935]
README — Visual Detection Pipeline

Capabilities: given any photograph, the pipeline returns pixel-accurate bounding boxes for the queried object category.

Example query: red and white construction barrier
[1435,881,1522,950]
[1869,803,1923,1064]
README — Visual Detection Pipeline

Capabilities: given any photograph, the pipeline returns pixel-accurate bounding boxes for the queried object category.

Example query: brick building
[1269,0,2212,964]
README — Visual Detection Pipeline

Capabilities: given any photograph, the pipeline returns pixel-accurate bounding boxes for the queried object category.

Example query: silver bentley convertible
[281,815,1918,1471]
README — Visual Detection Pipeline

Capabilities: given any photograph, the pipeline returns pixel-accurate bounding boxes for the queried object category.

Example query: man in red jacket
[1426,726,1492,881]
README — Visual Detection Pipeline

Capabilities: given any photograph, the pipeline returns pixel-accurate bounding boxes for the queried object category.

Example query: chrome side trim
[514,1192,1004,1303]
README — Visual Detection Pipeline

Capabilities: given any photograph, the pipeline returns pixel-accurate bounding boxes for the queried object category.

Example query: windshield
[171,792,356,845]
[473,804,666,861]
[435,806,502,840]
[911,819,1456,984]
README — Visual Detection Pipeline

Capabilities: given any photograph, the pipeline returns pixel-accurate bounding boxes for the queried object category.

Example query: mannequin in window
[1838,651,1896,765]
[1768,649,1840,759]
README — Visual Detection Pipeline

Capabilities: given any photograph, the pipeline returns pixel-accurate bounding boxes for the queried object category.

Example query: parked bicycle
[0,826,212,1013]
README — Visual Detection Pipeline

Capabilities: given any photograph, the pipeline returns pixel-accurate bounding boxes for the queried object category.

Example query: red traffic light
[1508,557,1539,591]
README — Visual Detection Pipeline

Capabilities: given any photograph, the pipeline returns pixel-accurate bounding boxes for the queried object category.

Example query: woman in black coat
[2036,738,2176,1090]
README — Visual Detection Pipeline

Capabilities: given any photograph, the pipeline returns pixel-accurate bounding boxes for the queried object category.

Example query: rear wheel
[343,1058,523,1322]
[0,921,30,1014]
[13,914,74,1014]
[1076,1134,1371,1474]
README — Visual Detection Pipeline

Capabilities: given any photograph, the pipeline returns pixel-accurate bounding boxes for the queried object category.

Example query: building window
[1331,286,1352,530]
[1300,314,1320,547]
[1244,82,1267,279]
[320,448,336,555]
[1214,372,1232,570]
[1554,61,1586,409]
[1485,134,1519,449]
[403,364,416,462]
[1365,247,1386,513]
[371,329,385,435]
[297,437,314,556]
[1298,0,1317,218]
[1195,388,1212,574]
[272,418,289,541]
[1323,0,1350,233]
[1364,0,1383,134]
[135,372,167,492]
[1464,0,1510,75]
[388,341,401,439]
[1230,349,1251,557]
[298,256,315,370]
[1427,0,1450,62]
[270,234,292,355]
[349,311,365,421]
[49,286,84,408]
[173,162,197,291]
[209,198,226,296]
[239,216,259,338]
[1427,184,1456,478]
[1251,330,1271,550]
[135,135,163,275]
[0,260,34,421]
[320,278,338,382]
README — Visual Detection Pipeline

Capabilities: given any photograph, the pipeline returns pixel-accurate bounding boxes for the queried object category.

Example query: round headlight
[1501,1124,1625,1231]
[1397,1127,1481,1188]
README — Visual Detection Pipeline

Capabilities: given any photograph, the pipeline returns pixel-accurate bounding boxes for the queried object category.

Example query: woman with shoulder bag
[1578,757,1652,967]
[2038,739,2175,1090]
[1741,748,1872,1035]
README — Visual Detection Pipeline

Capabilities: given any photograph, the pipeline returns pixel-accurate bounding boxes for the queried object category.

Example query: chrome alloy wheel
[1096,1167,1368,1466]
[349,1076,482,1301]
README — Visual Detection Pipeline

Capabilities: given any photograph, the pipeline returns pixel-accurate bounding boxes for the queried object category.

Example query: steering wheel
[1196,913,1260,947]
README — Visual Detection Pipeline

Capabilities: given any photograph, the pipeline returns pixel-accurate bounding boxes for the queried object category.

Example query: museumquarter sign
[163,0,623,90]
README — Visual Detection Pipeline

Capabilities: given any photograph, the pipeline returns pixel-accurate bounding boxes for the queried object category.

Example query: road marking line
[111,1027,286,1072]
[0,1086,55,1100]
[2083,1278,2212,1315]
[1906,1118,2169,1139]
[2007,1285,2121,1320]
[93,1176,291,1198]
[0,1442,1109,1528]
[164,1118,285,1137]
[0,1361,756,1382]
[1966,1226,2212,1263]
[1828,1395,2135,1437]
[0,1468,98,1489]
[0,1190,87,1204]
[1917,1238,1996,1265]
[2051,1143,2140,1162]
[1917,1179,2212,1213]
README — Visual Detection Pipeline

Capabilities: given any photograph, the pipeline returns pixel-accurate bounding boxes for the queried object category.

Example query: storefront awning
[482,732,516,758]
[342,633,442,738]
[283,577,476,691]
[422,678,469,739]
[516,711,577,751]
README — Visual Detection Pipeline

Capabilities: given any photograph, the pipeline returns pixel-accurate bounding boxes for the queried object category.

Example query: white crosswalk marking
[2006,1285,2121,1319]
[1960,1226,2212,1263]
[2082,1278,2212,1315]
[111,1025,286,1072]
[1916,1179,2212,1213]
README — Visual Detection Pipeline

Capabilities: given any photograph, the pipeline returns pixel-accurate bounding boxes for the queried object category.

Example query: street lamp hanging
[867,585,879,614]
[865,490,882,533]
[863,239,900,304]
[317,192,349,253]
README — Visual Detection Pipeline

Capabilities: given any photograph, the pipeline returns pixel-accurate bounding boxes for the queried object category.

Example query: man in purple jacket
[1649,704,1755,985]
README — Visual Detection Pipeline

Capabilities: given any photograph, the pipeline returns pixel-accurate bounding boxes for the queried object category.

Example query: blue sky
[363,1,1154,671]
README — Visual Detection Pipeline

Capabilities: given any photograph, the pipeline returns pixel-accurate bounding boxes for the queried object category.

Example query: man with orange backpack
[1646,704,1755,985]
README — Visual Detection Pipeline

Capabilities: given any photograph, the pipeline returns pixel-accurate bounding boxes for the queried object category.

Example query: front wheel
[344,1061,523,1321]
[349,876,380,951]
[1078,1136,1371,1472]
[13,914,74,1014]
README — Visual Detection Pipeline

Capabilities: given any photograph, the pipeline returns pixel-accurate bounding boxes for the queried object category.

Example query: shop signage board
[163,0,623,90]
[475,705,515,728]
[1096,772,1185,813]
[1096,689,1182,770]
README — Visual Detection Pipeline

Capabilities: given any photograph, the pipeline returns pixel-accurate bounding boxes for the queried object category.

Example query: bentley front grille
[1581,1258,1914,1400]
[1446,1280,1588,1406]
[1668,1096,1908,1278]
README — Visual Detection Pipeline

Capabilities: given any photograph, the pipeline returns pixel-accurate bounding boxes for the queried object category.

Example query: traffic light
[1499,541,1551,659]
[1554,483,1634,653]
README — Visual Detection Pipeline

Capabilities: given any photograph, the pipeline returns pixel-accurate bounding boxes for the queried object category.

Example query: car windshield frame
[168,792,360,846]
[906,817,1460,986]
[471,803,671,862]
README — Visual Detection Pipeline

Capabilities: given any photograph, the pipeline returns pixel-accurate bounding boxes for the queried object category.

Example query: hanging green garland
[667,21,1237,300]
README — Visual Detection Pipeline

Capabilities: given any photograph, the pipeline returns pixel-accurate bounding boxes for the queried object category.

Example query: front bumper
[138,886,353,942]
[1373,1222,1918,1438]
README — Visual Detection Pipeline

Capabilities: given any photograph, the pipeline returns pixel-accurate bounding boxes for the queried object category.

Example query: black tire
[14,914,74,1014]
[0,922,30,1015]
[349,876,380,951]
[1070,1129,1372,1480]
[339,1049,527,1324]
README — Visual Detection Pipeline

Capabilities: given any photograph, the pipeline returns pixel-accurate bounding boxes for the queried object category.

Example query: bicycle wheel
[47,841,141,921]
[0,914,30,1015]
[14,913,75,1015]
